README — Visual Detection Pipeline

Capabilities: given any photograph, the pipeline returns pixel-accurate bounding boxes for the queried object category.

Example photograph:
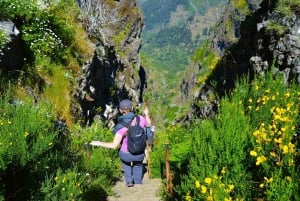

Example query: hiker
[90,99,151,187]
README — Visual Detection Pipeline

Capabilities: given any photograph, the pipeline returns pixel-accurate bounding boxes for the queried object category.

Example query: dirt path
[107,169,163,201]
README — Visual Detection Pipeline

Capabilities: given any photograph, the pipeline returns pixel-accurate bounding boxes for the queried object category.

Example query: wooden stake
[146,141,151,178]
[165,143,173,195]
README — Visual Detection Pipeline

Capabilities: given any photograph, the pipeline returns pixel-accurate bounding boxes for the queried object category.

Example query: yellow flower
[281,145,289,154]
[228,184,234,191]
[248,98,252,103]
[288,142,295,153]
[259,183,264,188]
[185,192,192,201]
[201,185,207,194]
[253,130,259,137]
[274,138,282,144]
[270,151,277,157]
[264,177,273,183]
[207,195,213,201]
[256,156,267,165]
[250,150,257,157]
[221,167,226,174]
[284,92,290,98]
[204,177,212,185]
[288,159,294,166]
[273,114,281,120]
[286,176,292,182]
[24,132,29,138]
[195,180,200,188]
[276,160,283,166]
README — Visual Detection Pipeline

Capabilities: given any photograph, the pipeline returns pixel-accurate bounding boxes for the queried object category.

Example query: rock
[74,0,145,125]
[0,20,28,70]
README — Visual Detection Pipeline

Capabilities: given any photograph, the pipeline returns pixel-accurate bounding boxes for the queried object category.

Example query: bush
[166,70,299,200]
[0,92,59,200]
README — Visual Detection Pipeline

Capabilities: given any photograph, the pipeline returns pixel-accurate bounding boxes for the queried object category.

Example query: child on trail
[90,99,152,187]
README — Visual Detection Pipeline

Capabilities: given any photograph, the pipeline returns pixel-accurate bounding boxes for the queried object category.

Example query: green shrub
[166,70,299,200]
[0,92,60,199]
[39,168,88,201]
[266,21,288,36]
[276,0,300,17]
[69,121,121,199]
[246,71,299,200]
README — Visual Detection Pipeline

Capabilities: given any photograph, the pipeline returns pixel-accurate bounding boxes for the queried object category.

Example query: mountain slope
[139,0,226,92]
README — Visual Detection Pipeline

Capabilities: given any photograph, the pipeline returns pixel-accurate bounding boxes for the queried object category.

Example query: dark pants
[119,151,144,184]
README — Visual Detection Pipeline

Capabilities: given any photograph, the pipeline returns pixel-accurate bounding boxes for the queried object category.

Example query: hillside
[139,0,226,75]
[138,0,227,126]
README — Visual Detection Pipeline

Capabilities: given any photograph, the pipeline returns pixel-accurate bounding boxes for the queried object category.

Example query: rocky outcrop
[74,0,145,126]
[192,0,300,119]
[0,0,145,127]
[0,20,29,70]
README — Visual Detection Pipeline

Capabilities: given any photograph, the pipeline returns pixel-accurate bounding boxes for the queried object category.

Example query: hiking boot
[127,182,134,187]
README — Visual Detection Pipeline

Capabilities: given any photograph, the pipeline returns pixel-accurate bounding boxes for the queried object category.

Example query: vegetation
[0,92,120,200]
[0,30,8,49]
[276,0,300,16]
[154,70,300,201]
[0,0,120,199]
[0,0,94,124]
[0,0,299,200]
[139,0,226,97]
[266,0,300,36]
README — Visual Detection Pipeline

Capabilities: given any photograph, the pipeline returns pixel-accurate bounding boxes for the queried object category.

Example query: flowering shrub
[165,71,299,200]
[40,168,88,201]
[246,73,299,200]
[0,0,80,61]
[0,93,59,199]
[0,92,121,200]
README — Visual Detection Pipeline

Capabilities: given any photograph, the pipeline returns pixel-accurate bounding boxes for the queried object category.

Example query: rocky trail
[107,162,163,201]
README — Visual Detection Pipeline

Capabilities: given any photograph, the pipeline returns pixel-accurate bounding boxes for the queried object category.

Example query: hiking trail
[107,167,162,201]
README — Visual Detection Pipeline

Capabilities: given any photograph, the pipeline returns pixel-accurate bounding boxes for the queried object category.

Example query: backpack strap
[135,115,140,126]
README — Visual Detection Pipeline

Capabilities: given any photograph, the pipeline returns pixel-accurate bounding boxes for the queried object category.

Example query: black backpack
[124,115,147,154]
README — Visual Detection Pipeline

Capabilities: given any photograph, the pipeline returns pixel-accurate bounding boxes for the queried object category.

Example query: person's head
[119,99,133,114]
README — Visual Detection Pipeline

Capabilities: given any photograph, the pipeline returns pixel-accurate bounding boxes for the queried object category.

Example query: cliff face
[192,0,300,119]
[0,0,145,126]
[75,0,145,126]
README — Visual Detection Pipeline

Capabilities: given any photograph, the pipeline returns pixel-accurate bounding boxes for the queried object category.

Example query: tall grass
[0,91,121,200]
